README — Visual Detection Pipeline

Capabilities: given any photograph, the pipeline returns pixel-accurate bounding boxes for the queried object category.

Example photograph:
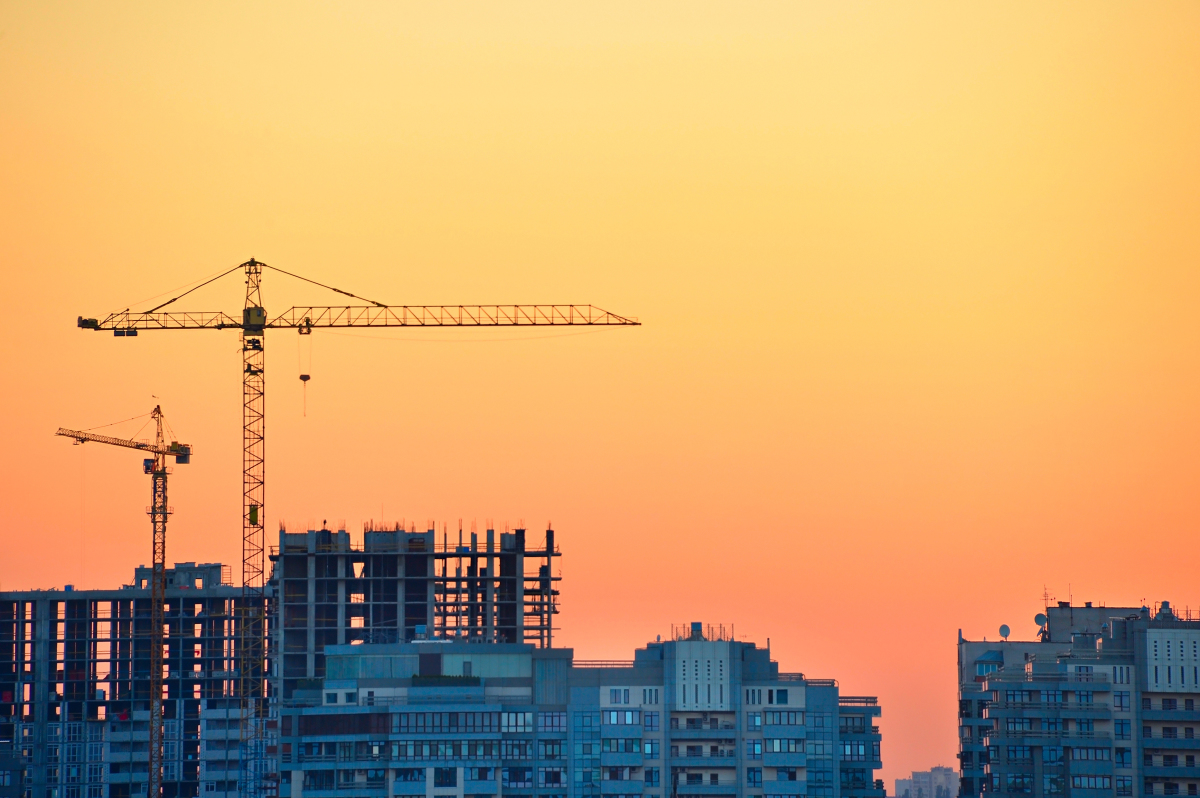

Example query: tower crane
[57,407,192,798]
[76,258,641,798]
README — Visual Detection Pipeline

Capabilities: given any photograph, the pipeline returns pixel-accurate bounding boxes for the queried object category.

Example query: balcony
[989,702,1110,712]
[672,756,737,769]
[670,728,737,740]
[675,780,739,795]
[984,729,1111,742]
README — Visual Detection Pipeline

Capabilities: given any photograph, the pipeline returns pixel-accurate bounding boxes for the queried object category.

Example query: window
[1165,755,1180,767]
[776,689,788,705]
[603,710,640,726]
[1005,774,1033,793]
[642,688,659,704]
[746,712,762,730]
[1006,746,1032,763]
[609,688,630,705]
[1072,748,1110,761]
[602,767,635,781]
[643,711,659,732]
[394,769,424,783]
[1115,691,1130,711]
[1188,700,1196,711]
[538,741,563,760]
[1166,699,1179,710]
[538,712,566,733]
[644,739,659,759]
[840,742,867,761]
[501,712,533,733]
[1043,775,1064,795]
[1116,748,1131,768]
[747,768,763,787]
[343,692,356,704]
[324,693,336,704]
[1167,727,1180,739]
[1145,697,1154,710]
[746,740,762,760]
[602,739,642,754]
[1076,690,1094,705]
[1071,776,1111,790]
[840,716,866,734]
[538,767,565,787]
[1115,776,1133,796]
[464,767,492,781]
[1043,747,1063,765]
[1116,720,1131,740]
[766,738,805,753]
[765,710,804,725]
[644,768,659,787]
[501,767,533,788]
[1076,718,1095,733]
[1007,718,1033,731]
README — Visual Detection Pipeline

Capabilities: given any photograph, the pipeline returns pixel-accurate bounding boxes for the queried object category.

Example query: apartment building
[270,527,883,798]
[273,620,883,798]
[960,600,1200,797]
[0,563,261,798]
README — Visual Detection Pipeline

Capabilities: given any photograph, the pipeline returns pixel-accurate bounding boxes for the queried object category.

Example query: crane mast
[76,258,640,798]
[57,408,191,798]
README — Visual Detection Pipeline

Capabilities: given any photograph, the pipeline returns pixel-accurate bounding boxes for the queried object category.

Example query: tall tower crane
[76,258,641,798]
[56,407,192,798]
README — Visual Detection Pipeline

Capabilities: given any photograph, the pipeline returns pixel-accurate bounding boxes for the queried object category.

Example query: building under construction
[270,523,560,702]
[0,563,262,798]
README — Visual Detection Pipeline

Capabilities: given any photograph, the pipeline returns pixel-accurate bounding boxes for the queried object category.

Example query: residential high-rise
[269,525,885,798]
[0,563,258,798]
[958,600,1200,797]
[275,626,883,798]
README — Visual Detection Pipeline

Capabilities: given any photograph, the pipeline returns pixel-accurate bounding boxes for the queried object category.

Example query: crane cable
[145,265,243,313]
[81,410,153,432]
[263,264,388,307]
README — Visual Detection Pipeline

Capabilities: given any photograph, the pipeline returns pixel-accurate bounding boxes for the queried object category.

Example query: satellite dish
[1034,613,1047,627]
[999,624,1011,639]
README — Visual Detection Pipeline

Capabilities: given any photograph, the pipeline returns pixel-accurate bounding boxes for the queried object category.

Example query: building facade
[276,624,883,798]
[0,563,258,798]
[959,601,1200,797]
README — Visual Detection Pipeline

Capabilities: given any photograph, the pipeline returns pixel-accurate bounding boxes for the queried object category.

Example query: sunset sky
[2,2,1199,782]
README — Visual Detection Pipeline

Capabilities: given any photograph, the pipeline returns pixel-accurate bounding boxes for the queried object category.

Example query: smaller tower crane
[57,407,192,798]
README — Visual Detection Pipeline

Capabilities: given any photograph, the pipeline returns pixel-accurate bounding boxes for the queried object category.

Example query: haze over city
[2,3,1199,791]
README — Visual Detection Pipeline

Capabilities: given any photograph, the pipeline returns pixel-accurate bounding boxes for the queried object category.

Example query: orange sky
[2,1,1199,783]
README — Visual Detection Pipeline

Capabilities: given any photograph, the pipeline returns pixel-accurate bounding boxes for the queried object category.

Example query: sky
[2,1,1199,783]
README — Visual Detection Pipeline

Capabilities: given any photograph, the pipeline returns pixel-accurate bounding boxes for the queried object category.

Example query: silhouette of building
[895,765,954,798]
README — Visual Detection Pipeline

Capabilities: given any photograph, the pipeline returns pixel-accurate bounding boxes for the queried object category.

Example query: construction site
[3,259,639,798]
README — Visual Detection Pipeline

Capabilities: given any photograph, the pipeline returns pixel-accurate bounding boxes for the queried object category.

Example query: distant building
[957,600,1200,797]
[895,765,954,798]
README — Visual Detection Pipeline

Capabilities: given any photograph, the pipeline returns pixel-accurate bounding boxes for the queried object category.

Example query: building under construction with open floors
[268,523,561,704]
[0,563,267,798]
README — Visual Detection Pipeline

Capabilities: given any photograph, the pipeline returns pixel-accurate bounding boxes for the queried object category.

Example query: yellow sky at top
[1,1,1199,781]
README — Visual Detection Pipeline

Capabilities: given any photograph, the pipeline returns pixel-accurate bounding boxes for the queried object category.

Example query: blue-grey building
[959,601,1200,797]
[270,527,884,798]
